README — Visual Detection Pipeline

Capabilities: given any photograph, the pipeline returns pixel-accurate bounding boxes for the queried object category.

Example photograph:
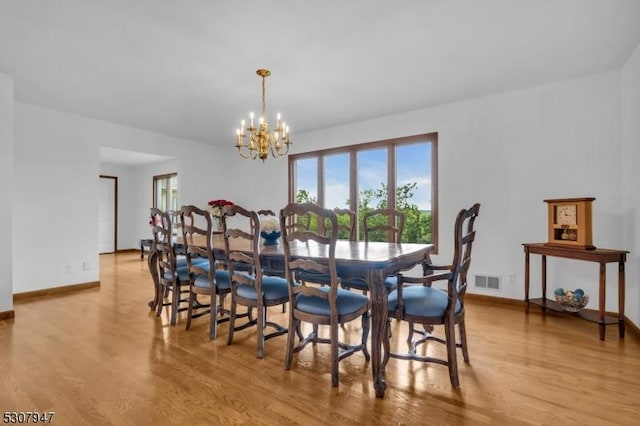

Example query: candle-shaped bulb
[249,112,254,128]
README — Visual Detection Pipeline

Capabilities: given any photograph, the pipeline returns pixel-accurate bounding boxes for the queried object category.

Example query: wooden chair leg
[170,285,179,326]
[331,321,339,387]
[227,296,237,346]
[284,313,296,370]
[185,289,194,330]
[209,292,218,340]
[407,321,415,352]
[459,320,469,363]
[445,317,459,388]
[256,304,265,359]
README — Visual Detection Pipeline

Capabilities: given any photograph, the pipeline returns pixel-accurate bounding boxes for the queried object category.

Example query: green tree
[357,182,431,243]
[296,183,431,243]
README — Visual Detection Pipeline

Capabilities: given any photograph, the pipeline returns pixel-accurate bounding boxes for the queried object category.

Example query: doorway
[99,175,118,253]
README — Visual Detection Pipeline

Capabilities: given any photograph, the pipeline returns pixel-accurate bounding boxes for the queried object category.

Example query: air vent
[474,274,501,290]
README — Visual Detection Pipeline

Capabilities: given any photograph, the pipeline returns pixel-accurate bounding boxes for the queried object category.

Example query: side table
[523,243,628,340]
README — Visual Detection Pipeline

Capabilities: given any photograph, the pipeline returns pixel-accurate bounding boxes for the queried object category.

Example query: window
[289,133,437,248]
[153,173,178,212]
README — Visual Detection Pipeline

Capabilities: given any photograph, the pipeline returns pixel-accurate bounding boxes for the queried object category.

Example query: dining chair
[180,205,231,340]
[339,208,406,295]
[383,203,480,387]
[221,204,289,359]
[363,208,405,243]
[280,202,371,387]
[151,208,194,325]
[332,207,356,241]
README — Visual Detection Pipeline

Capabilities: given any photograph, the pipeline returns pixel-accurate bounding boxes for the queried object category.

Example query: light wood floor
[1,252,639,425]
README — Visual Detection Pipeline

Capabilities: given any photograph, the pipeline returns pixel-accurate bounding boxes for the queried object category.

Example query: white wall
[621,42,640,327]
[8,66,637,328]
[0,73,13,312]
[13,102,225,293]
[224,71,633,323]
[99,162,138,250]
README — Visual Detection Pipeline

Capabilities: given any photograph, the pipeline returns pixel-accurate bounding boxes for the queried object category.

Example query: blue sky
[296,142,432,210]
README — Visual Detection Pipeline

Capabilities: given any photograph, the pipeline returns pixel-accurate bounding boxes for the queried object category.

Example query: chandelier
[235,69,291,161]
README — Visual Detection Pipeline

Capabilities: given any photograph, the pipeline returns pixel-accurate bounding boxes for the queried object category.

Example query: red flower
[208,199,234,208]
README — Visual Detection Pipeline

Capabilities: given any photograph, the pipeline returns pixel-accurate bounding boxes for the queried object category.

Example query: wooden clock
[544,197,595,249]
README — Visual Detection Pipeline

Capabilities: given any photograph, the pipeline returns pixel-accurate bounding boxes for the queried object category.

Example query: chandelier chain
[261,75,266,118]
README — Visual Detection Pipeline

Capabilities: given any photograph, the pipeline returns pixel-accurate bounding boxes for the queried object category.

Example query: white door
[99,176,116,253]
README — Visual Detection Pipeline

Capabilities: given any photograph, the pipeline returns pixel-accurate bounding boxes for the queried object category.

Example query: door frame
[99,175,118,252]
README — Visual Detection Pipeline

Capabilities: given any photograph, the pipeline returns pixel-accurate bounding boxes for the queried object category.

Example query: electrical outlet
[83,261,90,271]
[508,273,516,285]
[64,264,71,273]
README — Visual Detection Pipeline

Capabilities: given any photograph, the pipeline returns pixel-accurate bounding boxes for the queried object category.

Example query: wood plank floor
[1,252,639,425]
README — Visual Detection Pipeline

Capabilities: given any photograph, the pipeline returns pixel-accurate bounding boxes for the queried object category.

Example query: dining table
[147,233,433,398]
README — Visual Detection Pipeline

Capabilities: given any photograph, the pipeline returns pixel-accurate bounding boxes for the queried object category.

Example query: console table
[523,243,628,340]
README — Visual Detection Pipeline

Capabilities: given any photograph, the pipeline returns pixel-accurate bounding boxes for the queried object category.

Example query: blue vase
[260,231,281,245]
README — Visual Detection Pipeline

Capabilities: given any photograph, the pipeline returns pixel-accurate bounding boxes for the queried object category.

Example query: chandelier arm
[236,145,256,159]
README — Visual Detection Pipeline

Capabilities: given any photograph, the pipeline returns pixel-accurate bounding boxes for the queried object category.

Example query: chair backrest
[150,208,178,288]
[253,209,276,234]
[332,208,356,241]
[220,204,262,292]
[180,205,215,281]
[280,203,339,300]
[150,207,171,245]
[448,203,480,302]
[362,208,405,243]
[285,211,312,234]
[393,203,480,320]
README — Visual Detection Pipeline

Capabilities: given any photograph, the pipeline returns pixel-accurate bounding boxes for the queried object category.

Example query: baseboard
[0,310,15,321]
[466,292,640,340]
[466,293,524,307]
[115,249,139,254]
[13,281,100,302]
[626,318,640,340]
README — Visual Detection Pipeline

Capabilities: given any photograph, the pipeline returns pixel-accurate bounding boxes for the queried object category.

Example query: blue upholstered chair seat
[387,286,461,318]
[164,267,190,282]
[296,287,369,317]
[176,256,209,269]
[164,260,212,283]
[235,274,289,301]
[193,270,231,291]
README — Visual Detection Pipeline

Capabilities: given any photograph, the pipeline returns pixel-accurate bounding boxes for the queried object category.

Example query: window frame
[152,172,178,213]
[288,133,438,251]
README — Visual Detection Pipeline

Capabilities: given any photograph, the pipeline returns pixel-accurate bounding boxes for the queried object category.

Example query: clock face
[556,205,577,225]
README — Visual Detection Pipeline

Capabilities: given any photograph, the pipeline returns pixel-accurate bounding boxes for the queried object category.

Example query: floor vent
[474,274,501,290]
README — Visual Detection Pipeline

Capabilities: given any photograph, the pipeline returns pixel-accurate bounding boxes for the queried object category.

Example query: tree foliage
[295,182,431,243]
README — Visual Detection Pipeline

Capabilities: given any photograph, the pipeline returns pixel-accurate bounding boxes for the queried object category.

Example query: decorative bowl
[554,292,589,312]
[260,230,281,246]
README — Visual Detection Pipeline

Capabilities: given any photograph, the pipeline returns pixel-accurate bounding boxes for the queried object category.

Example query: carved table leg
[147,243,160,309]
[369,269,388,398]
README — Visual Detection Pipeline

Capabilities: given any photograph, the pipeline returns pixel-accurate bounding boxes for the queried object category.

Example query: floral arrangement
[260,215,280,234]
[148,213,163,227]
[208,199,234,217]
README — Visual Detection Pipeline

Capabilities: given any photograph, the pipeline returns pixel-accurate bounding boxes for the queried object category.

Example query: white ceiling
[2,0,640,149]
[99,146,174,167]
